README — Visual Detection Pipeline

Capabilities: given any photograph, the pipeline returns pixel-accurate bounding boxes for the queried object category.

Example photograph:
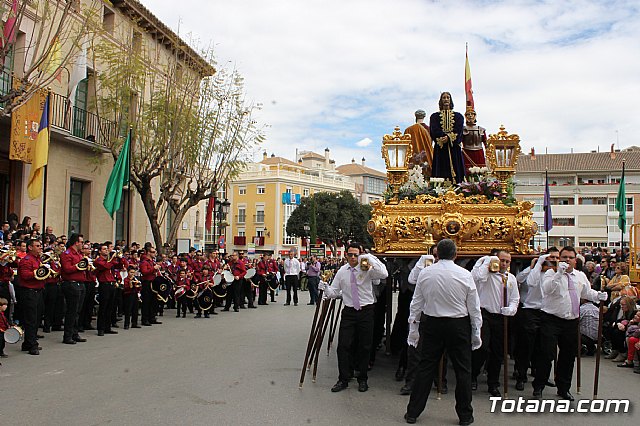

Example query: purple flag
[543,173,553,232]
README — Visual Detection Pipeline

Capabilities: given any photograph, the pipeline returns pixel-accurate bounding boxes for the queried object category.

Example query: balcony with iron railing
[253,213,265,223]
[49,92,119,150]
[235,214,246,224]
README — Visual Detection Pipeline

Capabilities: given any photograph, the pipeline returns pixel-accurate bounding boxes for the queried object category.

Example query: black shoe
[331,381,348,392]
[111,324,120,328]
[307,302,314,305]
[358,381,368,392]
[546,380,556,387]
[84,326,95,330]
[488,387,501,397]
[222,308,230,312]
[63,339,77,345]
[204,314,210,318]
[440,384,448,394]
[395,366,406,381]
[284,303,290,306]
[0,353,7,358]
[248,305,257,309]
[73,336,87,342]
[459,416,474,426]
[151,320,162,324]
[28,349,40,355]
[51,326,63,331]
[105,330,118,334]
[516,381,525,391]
[77,329,84,333]
[211,311,218,315]
[176,314,181,318]
[404,413,417,424]
[195,313,202,318]
[132,324,141,328]
[23,345,42,351]
[37,334,44,338]
[294,303,298,306]
[239,305,247,309]
[557,390,575,401]
[124,325,129,330]
[533,388,543,399]
[471,380,477,391]
[233,308,239,312]
[400,385,412,395]
[97,331,105,336]
[43,327,51,333]
[142,322,152,326]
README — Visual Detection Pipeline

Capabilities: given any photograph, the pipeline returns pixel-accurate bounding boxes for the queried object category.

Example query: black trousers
[18,287,43,351]
[80,281,95,329]
[243,278,255,307]
[285,275,298,304]
[61,281,85,341]
[123,293,138,327]
[307,276,319,304]
[43,282,60,330]
[177,296,193,314]
[257,275,268,304]
[337,305,374,382]
[472,310,506,389]
[514,308,543,382]
[141,280,156,324]
[97,282,116,332]
[224,281,241,310]
[532,312,579,393]
[407,316,473,423]
[112,286,123,322]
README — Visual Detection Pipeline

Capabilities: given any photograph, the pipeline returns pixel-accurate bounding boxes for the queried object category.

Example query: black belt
[24,287,43,292]
[481,308,502,317]
[344,304,374,311]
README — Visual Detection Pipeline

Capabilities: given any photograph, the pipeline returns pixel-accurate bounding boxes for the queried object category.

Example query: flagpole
[621,159,626,249]
[42,91,51,235]
[126,127,132,245]
[545,169,549,249]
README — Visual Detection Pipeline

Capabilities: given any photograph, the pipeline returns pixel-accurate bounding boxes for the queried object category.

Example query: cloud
[146,0,640,172]
[356,138,373,147]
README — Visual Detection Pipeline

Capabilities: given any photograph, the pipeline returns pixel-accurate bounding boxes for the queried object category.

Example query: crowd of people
[0,217,349,363]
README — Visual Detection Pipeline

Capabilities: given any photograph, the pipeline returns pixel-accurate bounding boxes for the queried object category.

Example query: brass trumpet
[320,270,334,282]
[0,248,17,263]
[108,250,123,262]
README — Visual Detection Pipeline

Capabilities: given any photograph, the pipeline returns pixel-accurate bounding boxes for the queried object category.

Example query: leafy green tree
[93,30,264,249]
[286,190,372,255]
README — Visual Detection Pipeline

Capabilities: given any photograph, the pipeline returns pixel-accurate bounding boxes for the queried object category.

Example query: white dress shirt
[323,254,388,308]
[542,268,600,320]
[522,255,547,309]
[516,266,531,302]
[471,256,519,314]
[284,257,301,276]
[408,255,434,285]
[409,259,482,339]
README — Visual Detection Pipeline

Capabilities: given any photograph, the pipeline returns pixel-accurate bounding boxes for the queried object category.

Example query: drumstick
[325,303,335,355]
[308,298,331,371]
[593,302,605,399]
[299,289,324,388]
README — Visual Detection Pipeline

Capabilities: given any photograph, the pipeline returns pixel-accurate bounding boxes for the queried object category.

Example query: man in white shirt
[470,251,519,397]
[283,250,301,306]
[404,239,481,426]
[319,242,388,393]
[532,246,607,401]
[513,248,559,391]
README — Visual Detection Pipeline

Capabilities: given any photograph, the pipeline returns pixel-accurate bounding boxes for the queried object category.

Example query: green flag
[103,132,131,218]
[615,165,626,233]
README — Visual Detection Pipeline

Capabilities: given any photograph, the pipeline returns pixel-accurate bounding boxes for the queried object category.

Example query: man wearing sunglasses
[319,242,388,393]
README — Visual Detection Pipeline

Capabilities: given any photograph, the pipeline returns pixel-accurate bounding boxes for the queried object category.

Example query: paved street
[0,295,637,426]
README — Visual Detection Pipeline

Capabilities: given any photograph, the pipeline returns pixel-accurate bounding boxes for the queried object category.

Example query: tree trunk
[135,178,164,251]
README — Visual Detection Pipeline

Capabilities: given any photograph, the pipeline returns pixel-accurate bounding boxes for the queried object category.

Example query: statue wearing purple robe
[429,92,466,183]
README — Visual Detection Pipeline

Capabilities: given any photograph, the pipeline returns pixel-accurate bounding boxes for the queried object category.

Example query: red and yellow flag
[465,44,474,110]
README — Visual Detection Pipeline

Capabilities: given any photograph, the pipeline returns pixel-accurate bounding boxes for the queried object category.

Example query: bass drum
[197,287,214,311]
[152,275,173,303]
[4,325,24,344]
[223,270,234,283]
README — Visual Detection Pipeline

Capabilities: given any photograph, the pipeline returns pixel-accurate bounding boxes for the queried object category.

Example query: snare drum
[4,325,24,344]
[245,268,256,279]
[223,270,234,283]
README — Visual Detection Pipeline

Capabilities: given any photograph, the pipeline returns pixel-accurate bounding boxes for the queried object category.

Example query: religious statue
[404,109,433,177]
[461,107,487,173]
[429,92,465,183]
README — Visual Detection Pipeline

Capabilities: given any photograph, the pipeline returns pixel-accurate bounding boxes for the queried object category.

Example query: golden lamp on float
[486,125,522,194]
[381,126,413,204]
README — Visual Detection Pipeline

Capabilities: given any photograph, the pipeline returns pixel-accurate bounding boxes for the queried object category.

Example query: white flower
[469,166,479,174]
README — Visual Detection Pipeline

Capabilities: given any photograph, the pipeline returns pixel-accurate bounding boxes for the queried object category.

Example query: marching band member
[59,234,88,345]
[42,248,60,333]
[195,264,215,318]
[223,251,246,312]
[256,254,269,306]
[94,243,125,336]
[79,243,96,332]
[175,269,191,318]
[139,246,162,326]
[122,266,141,329]
[470,251,519,397]
[532,246,608,401]
[0,247,17,325]
[266,253,279,303]
[17,239,46,355]
[318,242,388,393]
[0,297,9,359]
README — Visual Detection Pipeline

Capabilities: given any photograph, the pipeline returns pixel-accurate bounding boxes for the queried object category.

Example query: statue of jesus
[429,92,465,183]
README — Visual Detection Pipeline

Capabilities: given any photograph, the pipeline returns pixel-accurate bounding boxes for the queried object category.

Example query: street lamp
[303,223,310,258]
[214,198,231,254]
[486,125,521,194]
[381,126,412,204]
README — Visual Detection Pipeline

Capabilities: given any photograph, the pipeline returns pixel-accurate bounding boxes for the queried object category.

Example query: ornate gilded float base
[367,190,537,255]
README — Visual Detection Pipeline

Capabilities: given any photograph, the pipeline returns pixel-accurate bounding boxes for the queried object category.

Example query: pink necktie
[350,267,361,310]
[566,273,579,318]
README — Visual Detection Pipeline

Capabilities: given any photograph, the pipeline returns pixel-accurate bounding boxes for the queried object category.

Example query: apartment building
[514,147,640,249]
